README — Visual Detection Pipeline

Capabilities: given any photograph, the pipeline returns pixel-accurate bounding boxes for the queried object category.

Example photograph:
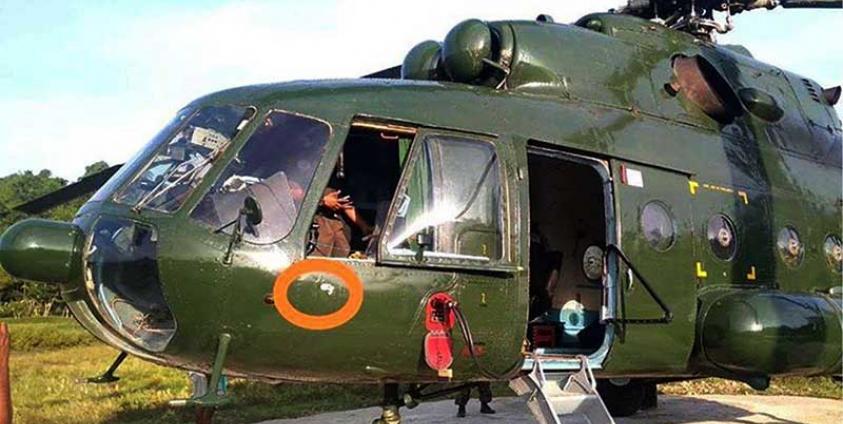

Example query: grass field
[4,317,841,423]
[7,318,381,424]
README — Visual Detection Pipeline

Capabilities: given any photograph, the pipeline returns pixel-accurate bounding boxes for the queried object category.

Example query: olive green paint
[0,13,840,385]
[0,219,83,285]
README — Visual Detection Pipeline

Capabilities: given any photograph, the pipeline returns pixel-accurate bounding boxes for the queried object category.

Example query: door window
[383,134,505,263]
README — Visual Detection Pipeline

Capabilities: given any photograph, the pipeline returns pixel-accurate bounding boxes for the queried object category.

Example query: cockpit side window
[191,111,331,244]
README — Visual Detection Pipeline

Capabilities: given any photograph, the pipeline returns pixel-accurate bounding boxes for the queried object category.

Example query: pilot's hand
[321,190,352,212]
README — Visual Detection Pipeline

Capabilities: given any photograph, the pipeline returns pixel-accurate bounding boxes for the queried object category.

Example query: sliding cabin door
[601,160,697,375]
[375,129,524,380]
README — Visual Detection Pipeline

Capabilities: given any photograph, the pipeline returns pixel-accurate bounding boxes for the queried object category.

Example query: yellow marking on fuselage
[747,266,757,281]
[703,183,734,194]
[688,180,699,196]
[688,181,750,205]
[696,262,708,278]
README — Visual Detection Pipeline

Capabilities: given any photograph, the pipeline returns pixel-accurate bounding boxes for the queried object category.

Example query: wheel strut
[87,351,128,384]
[372,384,402,424]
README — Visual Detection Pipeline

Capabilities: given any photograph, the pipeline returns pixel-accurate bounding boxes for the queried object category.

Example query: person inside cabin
[307,130,402,258]
[311,183,372,258]
[529,226,561,321]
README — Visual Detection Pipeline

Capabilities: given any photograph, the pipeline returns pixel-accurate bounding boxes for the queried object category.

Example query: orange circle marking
[272,258,364,331]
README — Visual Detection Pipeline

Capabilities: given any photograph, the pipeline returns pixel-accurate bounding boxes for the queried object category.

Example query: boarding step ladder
[509,355,614,424]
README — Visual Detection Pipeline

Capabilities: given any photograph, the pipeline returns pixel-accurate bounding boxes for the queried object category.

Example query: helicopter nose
[0,219,84,285]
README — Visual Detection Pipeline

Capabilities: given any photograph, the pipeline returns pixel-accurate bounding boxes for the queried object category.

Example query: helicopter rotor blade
[13,164,123,215]
[619,0,840,19]
[362,65,402,79]
[779,0,842,8]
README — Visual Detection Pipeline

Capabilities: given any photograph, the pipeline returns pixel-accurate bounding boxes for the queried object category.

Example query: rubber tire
[596,379,645,417]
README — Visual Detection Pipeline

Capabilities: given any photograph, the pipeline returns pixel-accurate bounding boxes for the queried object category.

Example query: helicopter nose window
[85,217,176,352]
[116,105,256,212]
[191,111,330,243]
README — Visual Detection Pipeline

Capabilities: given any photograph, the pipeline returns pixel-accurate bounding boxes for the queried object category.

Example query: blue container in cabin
[547,307,598,345]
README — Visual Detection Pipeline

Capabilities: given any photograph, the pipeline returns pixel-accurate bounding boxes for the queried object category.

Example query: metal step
[510,355,614,424]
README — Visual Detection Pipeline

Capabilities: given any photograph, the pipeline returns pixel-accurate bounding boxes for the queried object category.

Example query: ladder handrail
[515,354,615,424]
[579,355,597,390]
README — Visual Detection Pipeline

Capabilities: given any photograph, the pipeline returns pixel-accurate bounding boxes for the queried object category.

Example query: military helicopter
[1,0,841,422]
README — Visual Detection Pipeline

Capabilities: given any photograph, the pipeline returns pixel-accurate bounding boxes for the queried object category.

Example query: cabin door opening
[527,149,610,356]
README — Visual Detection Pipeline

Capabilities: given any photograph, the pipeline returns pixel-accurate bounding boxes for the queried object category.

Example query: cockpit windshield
[191,111,331,243]
[115,105,255,213]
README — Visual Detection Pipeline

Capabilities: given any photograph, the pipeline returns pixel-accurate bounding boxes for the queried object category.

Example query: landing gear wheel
[596,379,644,417]
[372,384,402,424]
[372,406,400,424]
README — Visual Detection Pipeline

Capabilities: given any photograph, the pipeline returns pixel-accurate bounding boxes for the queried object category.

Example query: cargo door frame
[521,143,619,372]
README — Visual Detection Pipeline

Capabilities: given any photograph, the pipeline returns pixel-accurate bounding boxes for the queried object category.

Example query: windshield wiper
[131,155,214,213]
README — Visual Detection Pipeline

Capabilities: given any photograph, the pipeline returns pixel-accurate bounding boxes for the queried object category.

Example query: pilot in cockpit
[310,184,372,258]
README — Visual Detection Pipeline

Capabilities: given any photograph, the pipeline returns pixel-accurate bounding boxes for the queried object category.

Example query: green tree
[82,161,110,179]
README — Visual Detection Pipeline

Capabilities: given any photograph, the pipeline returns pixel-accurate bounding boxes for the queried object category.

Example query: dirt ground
[257,395,843,424]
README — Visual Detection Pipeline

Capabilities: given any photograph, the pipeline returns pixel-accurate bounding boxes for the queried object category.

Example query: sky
[0,0,840,180]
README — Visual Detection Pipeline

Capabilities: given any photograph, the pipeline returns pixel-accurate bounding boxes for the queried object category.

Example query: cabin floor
[526,151,607,355]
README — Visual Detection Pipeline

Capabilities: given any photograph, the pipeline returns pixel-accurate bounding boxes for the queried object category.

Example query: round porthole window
[707,214,737,260]
[641,201,675,252]
[777,226,804,268]
[824,235,842,274]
